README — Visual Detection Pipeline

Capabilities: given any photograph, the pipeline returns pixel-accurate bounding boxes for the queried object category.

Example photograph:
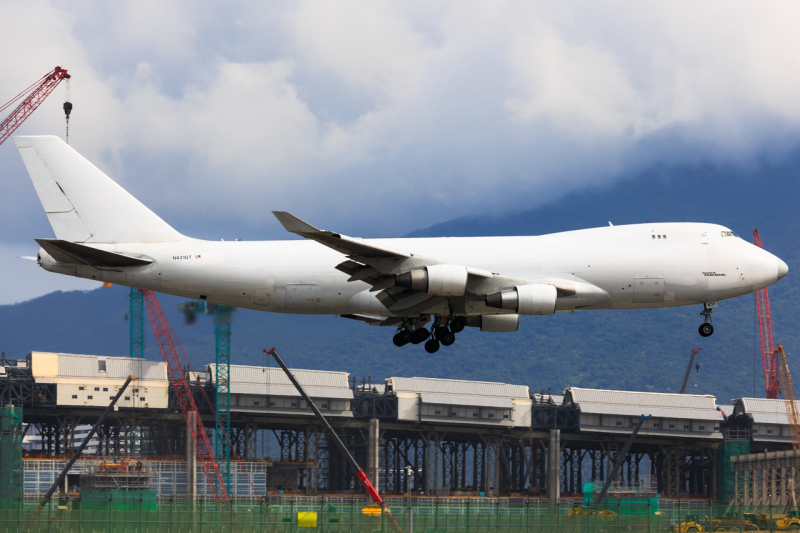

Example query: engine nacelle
[485,284,557,315]
[395,265,468,297]
[466,314,519,332]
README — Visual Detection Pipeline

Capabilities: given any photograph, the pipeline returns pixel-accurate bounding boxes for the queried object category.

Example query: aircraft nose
[778,257,789,280]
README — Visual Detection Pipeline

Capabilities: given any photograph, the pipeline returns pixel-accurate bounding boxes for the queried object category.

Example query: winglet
[272,211,325,234]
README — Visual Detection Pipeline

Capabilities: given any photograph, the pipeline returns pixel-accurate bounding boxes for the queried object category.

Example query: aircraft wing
[274,211,508,314]
[272,211,411,259]
[273,212,608,317]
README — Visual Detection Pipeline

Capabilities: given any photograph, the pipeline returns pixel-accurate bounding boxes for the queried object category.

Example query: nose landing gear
[698,302,716,337]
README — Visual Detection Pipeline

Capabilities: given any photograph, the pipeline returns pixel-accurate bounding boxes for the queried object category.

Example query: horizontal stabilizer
[36,239,152,267]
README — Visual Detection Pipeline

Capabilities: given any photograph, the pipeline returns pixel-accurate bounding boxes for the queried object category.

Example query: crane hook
[63,78,72,144]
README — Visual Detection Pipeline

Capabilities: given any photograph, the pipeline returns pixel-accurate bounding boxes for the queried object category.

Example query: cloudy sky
[2,1,800,303]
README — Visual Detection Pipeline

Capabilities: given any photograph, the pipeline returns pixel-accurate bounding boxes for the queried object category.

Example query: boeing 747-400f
[14,136,789,353]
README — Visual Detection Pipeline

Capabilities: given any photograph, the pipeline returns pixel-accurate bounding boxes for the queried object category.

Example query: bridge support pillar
[548,429,560,504]
[186,412,196,501]
[368,419,379,489]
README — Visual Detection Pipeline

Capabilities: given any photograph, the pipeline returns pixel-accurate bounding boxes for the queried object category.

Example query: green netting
[0,406,22,501]
[80,490,158,511]
[719,439,750,504]
[0,499,793,533]
[581,481,659,515]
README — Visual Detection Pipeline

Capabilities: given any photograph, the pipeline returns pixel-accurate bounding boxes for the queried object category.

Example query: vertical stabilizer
[14,135,184,243]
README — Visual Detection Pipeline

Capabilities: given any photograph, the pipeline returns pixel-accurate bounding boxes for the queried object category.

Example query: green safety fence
[0,406,22,502]
[2,497,800,533]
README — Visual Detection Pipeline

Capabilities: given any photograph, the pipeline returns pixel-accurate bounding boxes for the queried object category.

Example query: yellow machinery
[567,505,617,522]
[672,516,705,533]
[751,512,800,530]
[673,513,760,533]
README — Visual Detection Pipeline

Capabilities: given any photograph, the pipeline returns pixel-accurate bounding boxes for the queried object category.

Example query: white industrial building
[29,352,169,410]
[731,397,800,444]
[564,387,725,438]
[207,363,354,418]
[384,376,532,427]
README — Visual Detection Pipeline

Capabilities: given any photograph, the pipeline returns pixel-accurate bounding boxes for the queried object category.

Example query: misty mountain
[1,157,798,404]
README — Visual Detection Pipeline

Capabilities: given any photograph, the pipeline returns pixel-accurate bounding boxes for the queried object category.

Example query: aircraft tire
[699,323,714,337]
[450,317,466,333]
[424,339,440,353]
[440,330,456,346]
[394,330,412,346]
[411,328,430,344]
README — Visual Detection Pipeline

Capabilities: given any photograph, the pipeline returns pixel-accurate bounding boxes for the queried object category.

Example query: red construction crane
[0,66,71,146]
[754,229,780,399]
[142,290,231,509]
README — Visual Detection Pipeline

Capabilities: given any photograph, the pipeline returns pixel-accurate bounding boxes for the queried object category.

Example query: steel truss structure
[732,450,800,506]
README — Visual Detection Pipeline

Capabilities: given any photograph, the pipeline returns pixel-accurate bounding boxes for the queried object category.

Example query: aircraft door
[254,279,276,308]
[286,283,318,310]
[632,277,665,303]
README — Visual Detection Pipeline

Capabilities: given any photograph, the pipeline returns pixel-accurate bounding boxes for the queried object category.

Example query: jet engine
[484,284,557,315]
[395,265,468,297]
[465,314,519,332]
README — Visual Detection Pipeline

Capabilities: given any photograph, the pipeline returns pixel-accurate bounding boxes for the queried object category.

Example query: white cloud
[2,0,800,252]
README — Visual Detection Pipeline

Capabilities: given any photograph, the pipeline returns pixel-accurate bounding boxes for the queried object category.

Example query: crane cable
[63,78,72,144]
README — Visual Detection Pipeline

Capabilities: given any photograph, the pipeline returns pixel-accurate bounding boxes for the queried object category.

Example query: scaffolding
[23,459,269,499]
[732,449,800,506]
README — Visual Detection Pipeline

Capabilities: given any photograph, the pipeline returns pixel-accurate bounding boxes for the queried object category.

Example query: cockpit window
[721,231,739,238]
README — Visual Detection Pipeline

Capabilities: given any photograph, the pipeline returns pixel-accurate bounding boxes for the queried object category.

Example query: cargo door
[286,283,318,310]
[633,277,665,303]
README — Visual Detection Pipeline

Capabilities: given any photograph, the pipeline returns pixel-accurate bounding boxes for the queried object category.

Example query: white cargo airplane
[15,136,789,353]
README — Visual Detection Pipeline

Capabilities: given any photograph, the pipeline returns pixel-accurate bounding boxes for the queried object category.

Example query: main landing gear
[394,316,467,353]
[698,302,716,337]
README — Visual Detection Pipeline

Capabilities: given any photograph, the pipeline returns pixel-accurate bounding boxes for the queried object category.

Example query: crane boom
[777,344,800,450]
[680,349,701,394]
[264,348,403,533]
[142,290,231,508]
[0,67,70,146]
[754,229,780,399]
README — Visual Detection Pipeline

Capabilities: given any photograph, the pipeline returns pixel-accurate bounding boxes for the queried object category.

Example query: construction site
[0,69,798,532]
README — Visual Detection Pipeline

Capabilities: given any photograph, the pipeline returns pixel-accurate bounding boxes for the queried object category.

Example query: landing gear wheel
[439,329,456,346]
[411,328,430,345]
[450,317,466,333]
[433,325,448,340]
[424,339,440,353]
[393,330,412,346]
[699,323,714,337]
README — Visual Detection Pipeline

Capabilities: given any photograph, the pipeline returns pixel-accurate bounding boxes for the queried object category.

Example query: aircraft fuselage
[38,221,785,317]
